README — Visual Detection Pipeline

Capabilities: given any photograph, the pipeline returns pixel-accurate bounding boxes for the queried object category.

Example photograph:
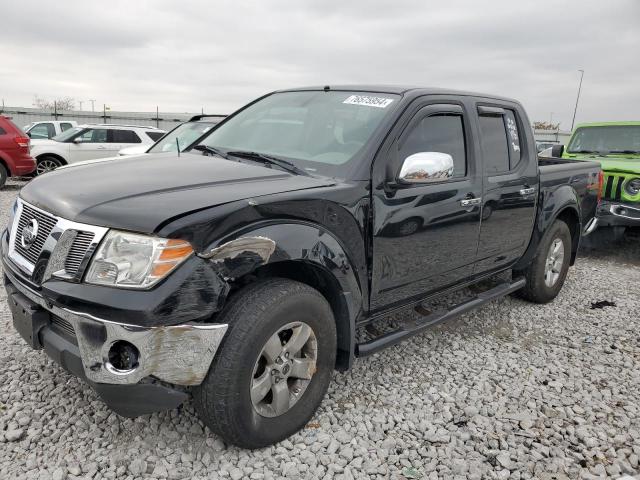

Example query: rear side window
[504,110,521,168]
[146,131,164,141]
[60,123,73,131]
[399,114,467,177]
[479,115,509,174]
[111,130,142,143]
[479,110,523,174]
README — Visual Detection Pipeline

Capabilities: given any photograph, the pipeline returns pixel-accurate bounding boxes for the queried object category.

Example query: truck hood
[20,152,334,233]
[568,155,640,174]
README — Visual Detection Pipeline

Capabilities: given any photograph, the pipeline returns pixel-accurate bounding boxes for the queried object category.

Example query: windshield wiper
[192,144,230,159]
[609,150,640,155]
[226,150,310,176]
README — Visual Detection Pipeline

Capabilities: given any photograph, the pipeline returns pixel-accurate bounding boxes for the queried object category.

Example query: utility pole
[54,100,58,120]
[156,106,159,128]
[570,69,584,132]
[79,100,83,111]
[89,99,96,112]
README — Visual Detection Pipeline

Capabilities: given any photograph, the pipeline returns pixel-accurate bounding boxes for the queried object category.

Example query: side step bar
[356,278,526,358]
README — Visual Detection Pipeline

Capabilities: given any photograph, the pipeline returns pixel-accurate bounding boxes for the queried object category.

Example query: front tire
[36,156,63,175]
[516,219,572,303]
[193,278,336,449]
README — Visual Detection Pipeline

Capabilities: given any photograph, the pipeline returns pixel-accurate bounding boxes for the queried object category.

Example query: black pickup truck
[3,86,601,448]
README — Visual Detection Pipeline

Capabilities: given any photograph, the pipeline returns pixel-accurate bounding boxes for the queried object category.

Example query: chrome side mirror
[398,152,454,184]
[73,137,83,144]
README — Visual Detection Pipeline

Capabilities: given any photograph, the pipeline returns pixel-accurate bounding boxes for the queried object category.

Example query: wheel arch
[200,222,363,371]
[514,200,582,271]
[36,152,68,165]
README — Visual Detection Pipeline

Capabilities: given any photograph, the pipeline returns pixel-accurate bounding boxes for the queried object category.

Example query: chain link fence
[0,106,227,132]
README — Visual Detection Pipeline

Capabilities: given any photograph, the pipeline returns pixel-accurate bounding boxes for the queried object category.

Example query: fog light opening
[106,340,140,374]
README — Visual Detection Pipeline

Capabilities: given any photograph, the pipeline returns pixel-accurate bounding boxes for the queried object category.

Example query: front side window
[567,125,640,154]
[197,90,400,176]
[78,128,108,143]
[399,114,467,177]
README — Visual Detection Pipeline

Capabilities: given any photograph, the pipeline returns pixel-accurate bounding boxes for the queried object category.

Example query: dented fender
[200,223,364,366]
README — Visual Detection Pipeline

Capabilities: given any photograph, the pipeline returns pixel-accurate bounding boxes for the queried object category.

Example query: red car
[0,115,36,186]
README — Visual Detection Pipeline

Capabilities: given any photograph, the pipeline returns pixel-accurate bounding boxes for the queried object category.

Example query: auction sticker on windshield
[343,95,394,108]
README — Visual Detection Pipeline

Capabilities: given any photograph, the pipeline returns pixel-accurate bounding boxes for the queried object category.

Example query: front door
[474,104,538,273]
[71,128,111,162]
[370,102,482,311]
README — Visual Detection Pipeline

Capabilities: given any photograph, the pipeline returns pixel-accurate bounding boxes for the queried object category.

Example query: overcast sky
[2,0,639,128]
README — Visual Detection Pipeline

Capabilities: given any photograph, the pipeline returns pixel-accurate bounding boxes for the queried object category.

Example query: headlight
[85,230,193,289]
[625,178,640,196]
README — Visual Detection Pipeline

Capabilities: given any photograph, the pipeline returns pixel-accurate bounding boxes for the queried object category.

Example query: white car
[118,115,224,156]
[24,120,78,139]
[30,124,165,175]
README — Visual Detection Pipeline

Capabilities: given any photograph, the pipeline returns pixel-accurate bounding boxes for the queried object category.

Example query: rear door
[474,102,538,273]
[370,99,483,310]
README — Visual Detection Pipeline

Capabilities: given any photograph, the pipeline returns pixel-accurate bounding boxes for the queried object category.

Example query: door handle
[519,187,536,196]
[460,197,482,207]
[96,146,107,149]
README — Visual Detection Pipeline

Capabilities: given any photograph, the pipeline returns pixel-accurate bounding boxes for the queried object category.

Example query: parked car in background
[552,121,640,238]
[117,115,224,156]
[0,115,36,186]
[3,86,601,448]
[29,124,165,174]
[24,120,78,139]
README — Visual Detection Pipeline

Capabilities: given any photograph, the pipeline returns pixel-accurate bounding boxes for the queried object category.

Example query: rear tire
[515,219,572,304]
[193,278,336,449]
[36,156,63,175]
[0,164,7,188]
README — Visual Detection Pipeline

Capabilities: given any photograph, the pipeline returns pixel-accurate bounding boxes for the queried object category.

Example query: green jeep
[552,122,640,237]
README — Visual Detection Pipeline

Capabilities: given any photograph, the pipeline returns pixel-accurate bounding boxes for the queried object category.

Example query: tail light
[596,170,604,203]
[14,135,30,152]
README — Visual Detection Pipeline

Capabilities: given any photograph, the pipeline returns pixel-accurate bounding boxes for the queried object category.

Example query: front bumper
[597,200,640,228]
[3,252,228,415]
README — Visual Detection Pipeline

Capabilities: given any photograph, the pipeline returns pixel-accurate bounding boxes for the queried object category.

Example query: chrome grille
[14,204,57,265]
[64,231,95,276]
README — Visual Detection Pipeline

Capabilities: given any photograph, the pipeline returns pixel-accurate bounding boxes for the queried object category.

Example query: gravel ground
[1,179,639,480]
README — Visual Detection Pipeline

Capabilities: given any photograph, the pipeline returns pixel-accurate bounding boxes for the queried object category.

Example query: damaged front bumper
[3,258,228,417]
[597,200,640,228]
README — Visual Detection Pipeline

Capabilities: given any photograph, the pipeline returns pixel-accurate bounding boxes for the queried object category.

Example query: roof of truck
[276,85,520,103]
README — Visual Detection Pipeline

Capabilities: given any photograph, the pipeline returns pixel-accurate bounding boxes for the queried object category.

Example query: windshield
[52,127,83,142]
[196,90,400,176]
[148,121,217,153]
[567,125,640,154]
